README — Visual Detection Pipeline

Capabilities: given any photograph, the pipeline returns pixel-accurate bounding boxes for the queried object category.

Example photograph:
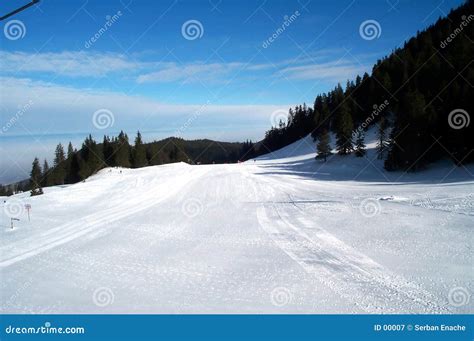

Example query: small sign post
[25,204,31,221]
[11,218,20,229]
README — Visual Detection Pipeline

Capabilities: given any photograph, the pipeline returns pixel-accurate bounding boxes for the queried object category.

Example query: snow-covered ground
[1,131,473,314]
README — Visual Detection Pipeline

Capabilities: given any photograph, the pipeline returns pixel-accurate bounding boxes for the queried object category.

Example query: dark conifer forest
[254,0,473,170]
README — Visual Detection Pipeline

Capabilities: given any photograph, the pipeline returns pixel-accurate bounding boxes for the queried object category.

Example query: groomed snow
[1,130,473,313]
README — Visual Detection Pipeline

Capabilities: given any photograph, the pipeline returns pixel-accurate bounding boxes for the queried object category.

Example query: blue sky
[0,0,465,182]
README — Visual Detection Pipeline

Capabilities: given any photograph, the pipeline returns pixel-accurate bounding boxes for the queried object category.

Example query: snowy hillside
[1,130,473,314]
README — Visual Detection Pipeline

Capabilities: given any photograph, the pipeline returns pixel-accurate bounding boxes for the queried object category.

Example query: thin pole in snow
[25,204,31,221]
[10,218,20,229]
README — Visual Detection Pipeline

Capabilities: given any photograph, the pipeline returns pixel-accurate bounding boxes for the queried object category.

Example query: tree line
[0,131,254,196]
[248,1,473,170]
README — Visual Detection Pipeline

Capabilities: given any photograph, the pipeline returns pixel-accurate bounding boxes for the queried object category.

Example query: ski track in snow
[255,197,448,313]
[1,132,473,313]
[0,166,210,267]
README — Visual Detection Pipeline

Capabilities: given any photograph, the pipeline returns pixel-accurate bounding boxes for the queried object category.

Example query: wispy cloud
[136,62,245,84]
[0,49,369,85]
[0,50,274,84]
[0,51,140,77]
[277,59,367,82]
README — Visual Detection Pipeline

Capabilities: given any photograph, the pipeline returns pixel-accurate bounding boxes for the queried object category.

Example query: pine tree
[52,143,66,184]
[30,157,43,196]
[354,130,366,157]
[67,142,74,158]
[385,89,430,171]
[132,131,148,168]
[377,116,389,159]
[312,95,331,139]
[81,135,103,176]
[78,157,90,180]
[335,101,353,155]
[41,159,50,186]
[65,142,75,184]
[114,131,131,168]
[240,140,255,161]
[102,135,114,166]
[316,129,332,162]
[0,185,13,196]
[68,152,82,183]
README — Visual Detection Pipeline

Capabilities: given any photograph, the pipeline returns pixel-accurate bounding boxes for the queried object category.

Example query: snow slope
[1,130,473,313]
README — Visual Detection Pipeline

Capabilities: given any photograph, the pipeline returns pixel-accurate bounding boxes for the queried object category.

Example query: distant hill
[150,137,247,164]
[0,133,253,195]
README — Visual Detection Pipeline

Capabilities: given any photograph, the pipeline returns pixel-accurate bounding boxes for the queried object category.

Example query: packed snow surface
[1,132,473,313]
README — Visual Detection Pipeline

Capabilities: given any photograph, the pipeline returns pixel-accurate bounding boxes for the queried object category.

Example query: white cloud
[0,50,369,85]
[278,59,367,82]
[0,77,289,134]
[136,62,244,84]
[0,51,140,77]
[0,50,273,84]
[136,61,276,83]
